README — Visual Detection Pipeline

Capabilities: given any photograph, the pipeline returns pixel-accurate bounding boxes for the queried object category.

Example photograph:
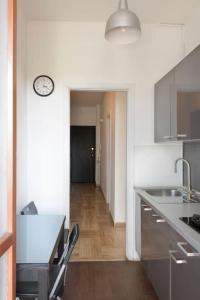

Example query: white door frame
[66,82,137,260]
[106,112,111,209]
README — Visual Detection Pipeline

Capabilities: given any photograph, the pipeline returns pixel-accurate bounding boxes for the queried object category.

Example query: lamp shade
[105,0,141,45]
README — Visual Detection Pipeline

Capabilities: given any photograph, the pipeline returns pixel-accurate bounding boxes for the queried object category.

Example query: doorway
[69,89,128,261]
[70,126,96,183]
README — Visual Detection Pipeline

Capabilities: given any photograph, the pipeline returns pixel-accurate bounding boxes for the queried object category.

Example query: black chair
[54,224,80,266]
[21,201,38,215]
[16,224,80,300]
[16,255,68,300]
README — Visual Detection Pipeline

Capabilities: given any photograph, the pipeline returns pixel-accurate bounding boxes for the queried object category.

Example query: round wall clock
[33,75,54,97]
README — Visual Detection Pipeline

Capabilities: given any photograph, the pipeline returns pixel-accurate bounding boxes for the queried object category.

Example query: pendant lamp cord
[118,0,128,9]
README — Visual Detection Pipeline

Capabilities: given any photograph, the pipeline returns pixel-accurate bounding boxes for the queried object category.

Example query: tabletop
[16,215,66,264]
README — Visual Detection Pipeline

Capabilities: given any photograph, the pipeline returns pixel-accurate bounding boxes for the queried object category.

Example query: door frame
[0,0,16,298]
[106,112,112,209]
[65,83,136,260]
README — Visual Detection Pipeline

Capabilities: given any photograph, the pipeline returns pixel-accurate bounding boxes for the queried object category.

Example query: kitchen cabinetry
[140,197,200,300]
[155,44,200,142]
[155,71,173,142]
[141,199,171,300]
[170,240,200,300]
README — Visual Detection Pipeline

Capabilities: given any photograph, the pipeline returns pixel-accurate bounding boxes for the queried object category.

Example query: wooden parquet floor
[70,184,126,261]
[64,261,158,300]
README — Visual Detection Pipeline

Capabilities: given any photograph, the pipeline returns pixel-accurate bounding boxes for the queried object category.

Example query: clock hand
[43,85,50,90]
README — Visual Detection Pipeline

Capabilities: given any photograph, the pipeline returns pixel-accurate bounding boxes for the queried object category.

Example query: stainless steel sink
[145,188,182,197]
[143,188,200,204]
[144,188,187,204]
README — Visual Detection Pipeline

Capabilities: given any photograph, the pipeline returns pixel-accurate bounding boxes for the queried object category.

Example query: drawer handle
[163,136,173,139]
[176,134,187,138]
[170,250,187,264]
[144,207,152,211]
[141,204,148,207]
[177,242,200,257]
[156,219,166,223]
[152,214,159,217]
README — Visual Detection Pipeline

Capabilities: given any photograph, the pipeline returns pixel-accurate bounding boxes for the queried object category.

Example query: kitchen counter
[136,187,200,252]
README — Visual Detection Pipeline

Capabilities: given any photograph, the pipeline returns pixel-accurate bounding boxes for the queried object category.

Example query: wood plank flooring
[64,261,158,300]
[70,184,126,261]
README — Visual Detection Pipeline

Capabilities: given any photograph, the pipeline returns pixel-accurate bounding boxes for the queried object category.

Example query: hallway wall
[70,106,97,126]
[100,92,115,217]
[100,92,126,224]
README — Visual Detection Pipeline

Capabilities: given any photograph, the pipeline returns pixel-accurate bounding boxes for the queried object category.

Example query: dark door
[70,126,96,183]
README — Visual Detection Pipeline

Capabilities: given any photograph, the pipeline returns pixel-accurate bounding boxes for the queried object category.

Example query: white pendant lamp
[105,0,141,45]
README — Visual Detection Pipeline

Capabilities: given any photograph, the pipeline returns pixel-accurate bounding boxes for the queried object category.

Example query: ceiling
[22,0,198,24]
[70,91,105,107]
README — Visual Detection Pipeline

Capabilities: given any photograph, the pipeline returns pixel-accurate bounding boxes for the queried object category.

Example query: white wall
[17,0,28,213]
[134,145,183,187]
[70,106,97,126]
[100,92,128,224]
[100,92,115,219]
[184,4,200,55]
[114,92,127,223]
[18,21,184,231]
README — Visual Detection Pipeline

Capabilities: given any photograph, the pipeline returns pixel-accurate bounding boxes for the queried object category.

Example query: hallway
[70,184,126,261]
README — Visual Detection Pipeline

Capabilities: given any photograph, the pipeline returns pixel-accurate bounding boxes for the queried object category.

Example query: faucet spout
[174,158,191,195]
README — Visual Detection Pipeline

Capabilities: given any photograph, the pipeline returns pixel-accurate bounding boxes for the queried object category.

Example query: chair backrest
[49,225,79,299]
[58,224,80,266]
[49,263,67,299]
[21,201,38,215]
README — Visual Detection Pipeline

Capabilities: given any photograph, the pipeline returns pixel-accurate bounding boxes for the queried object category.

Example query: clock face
[33,75,54,97]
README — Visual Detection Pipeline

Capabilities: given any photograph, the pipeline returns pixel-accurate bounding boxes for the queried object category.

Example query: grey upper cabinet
[155,71,174,142]
[155,44,200,142]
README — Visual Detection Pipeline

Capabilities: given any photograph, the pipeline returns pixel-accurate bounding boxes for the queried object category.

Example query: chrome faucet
[174,158,191,195]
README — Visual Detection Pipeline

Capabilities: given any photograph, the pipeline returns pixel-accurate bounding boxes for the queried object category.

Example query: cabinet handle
[144,207,152,211]
[156,219,166,223]
[170,250,187,264]
[141,204,148,207]
[177,242,200,257]
[152,214,159,217]
[163,136,173,139]
[176,134,187,138]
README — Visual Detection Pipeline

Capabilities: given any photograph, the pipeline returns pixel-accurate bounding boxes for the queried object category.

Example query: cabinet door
[155,70,174,142]
[172,46,200,140]
[141,200,170,300]
[170,242,200,300]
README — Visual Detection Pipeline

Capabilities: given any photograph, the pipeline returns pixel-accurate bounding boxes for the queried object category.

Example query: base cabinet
[144,259,169,300]
[141,199,171,300]
[170,243,200,300]
[140,197,200,300]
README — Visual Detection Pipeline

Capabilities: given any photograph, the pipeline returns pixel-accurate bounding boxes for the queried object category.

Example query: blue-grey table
[16,215,66,300]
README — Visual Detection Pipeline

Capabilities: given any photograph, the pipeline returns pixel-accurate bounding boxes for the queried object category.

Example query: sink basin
[145,188,182,197]
[143,188,200,204]
[144,188,187,204]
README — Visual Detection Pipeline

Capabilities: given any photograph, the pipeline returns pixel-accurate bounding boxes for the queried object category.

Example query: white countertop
[136,187,200,252]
